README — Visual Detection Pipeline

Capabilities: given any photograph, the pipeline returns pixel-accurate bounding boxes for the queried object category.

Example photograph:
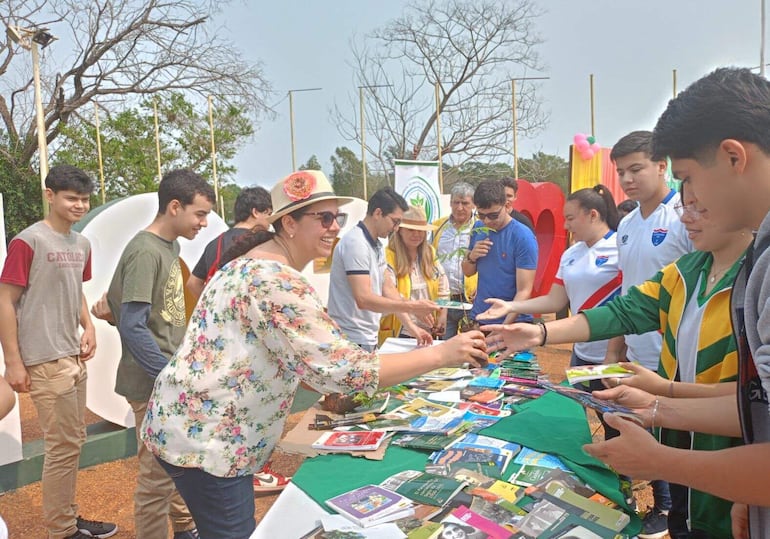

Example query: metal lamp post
[6,25,57,217]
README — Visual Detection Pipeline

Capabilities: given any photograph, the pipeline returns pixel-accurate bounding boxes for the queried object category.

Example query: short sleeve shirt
[556,231,621,363]
[617,190,692,367]
[327,222,385,347]
[0,221,91,366]
[436,219,473,295]
[142,257,380,477]
[469,218,538,323]
[191,227,249,280]
[108,231,186,401]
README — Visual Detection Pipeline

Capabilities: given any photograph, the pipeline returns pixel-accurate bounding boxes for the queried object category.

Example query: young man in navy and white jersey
[608,130,692,538]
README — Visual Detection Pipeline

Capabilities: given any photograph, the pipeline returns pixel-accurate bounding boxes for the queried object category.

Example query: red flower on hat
[283,171,316,202]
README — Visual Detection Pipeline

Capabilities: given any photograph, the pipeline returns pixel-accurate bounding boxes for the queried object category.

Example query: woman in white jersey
[478,184,621,392]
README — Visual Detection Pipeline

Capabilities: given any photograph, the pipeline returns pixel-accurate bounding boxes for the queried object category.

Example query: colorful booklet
[509,464,559,487]
[324,484,413,528]
[565,363,633,385]
[441,505,513,539]
[542,479,631,532]
[391,433,464,451]
[428,448,509,476]
[311,430,388,452]
[435,298,474,311]
[343,393,391,418]
[446,433,521,468]
[405,413,472,437]
[539,381,644,425]
[392,397,456,418]
[379,470,467,508]
[513,447,570,470]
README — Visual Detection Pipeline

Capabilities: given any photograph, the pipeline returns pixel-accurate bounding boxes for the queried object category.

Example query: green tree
[0,0,270,236]
[219,184,243,226]
[518,151,569,193]
[299,155,322,171]
[330,146,365,198]
[53,93,254,203]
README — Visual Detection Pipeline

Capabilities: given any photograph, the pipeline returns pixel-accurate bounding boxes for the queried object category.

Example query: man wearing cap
[328,186,439,350]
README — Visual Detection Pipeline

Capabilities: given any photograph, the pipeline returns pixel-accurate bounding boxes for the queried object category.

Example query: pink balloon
[575,140,590,152]
[580,149,595,160]
[590,142,601,153]
[573,133,586,145]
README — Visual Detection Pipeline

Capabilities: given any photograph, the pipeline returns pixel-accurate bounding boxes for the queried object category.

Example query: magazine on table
[539,381,644,425]
[324,484,413,528]
[311,430,389,452]
[379,469,467,508]
[564,363,633,386]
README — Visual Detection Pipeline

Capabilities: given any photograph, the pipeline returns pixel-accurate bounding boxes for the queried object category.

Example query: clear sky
[216,0,765,188]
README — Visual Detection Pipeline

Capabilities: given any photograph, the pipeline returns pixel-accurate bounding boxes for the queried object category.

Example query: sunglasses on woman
[302,211,348,228]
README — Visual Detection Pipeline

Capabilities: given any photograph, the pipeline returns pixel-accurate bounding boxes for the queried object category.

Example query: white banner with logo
[393,160,442,223]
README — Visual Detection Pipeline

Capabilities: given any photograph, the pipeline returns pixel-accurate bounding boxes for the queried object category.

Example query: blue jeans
[157,458,255,539]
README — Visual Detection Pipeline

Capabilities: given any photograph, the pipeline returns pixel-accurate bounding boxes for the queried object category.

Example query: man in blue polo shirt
[328,186,437,351]
[462,180,538,326]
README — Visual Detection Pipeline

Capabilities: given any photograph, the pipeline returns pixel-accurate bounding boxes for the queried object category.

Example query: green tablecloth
[291,390,641,535]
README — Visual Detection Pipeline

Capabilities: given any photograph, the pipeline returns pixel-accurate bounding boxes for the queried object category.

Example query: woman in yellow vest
[378,206,450,344]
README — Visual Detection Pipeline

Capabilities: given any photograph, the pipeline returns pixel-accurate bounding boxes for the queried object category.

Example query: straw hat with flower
[268,170,353,224]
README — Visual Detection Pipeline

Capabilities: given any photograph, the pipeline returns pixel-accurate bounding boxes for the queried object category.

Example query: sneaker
[173,529,200,539]
[253,462,291,492]
[76,516,118,538]
[638,507,669,539]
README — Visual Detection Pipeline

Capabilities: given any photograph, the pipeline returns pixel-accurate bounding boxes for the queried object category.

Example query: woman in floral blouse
[141,170,489,539]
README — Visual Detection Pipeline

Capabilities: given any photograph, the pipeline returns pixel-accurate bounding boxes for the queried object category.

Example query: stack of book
[324,484,414,528]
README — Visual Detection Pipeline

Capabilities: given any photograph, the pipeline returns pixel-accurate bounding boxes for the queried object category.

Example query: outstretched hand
[604,361,668,395]
[480,322,541,354]
[442,330,489,369]
[591,385,657,427]
[583,413,664,479]
[476,298,515,321]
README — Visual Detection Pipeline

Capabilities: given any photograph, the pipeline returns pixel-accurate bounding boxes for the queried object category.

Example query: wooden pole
[94,102,106,204]
[589,74,596,138]
[31,42,49,216]
[208,95,222,217]
[762,0,767,77]
[289,91,296,171]
[511,79,519,180]
[672,69,677,98]
[360,86,367,200]
[153,99,162,184]
[435,81,443,193]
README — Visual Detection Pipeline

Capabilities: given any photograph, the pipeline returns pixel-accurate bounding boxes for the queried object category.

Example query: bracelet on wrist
[651,397,660,429]
[465,254,477,264]
[537,321,548,347]
[668,381,675,398]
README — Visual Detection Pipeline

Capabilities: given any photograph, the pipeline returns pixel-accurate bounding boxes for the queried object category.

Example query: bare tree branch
[0,0,272,169]
[332,0,548,178]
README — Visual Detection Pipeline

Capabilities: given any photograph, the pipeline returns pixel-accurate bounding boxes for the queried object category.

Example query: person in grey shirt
[327,186,437,351]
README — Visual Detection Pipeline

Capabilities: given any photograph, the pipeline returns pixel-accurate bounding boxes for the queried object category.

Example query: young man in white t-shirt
[607,130,692,538]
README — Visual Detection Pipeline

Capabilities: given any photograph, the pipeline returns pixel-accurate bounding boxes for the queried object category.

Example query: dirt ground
[0,343,658,538]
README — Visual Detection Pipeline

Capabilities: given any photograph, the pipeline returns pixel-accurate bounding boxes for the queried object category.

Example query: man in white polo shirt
[328,186,438,351]
[608,130,692,539]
